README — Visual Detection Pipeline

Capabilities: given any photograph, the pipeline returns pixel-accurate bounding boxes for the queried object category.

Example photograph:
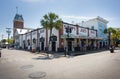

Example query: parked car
[1,44,6,48]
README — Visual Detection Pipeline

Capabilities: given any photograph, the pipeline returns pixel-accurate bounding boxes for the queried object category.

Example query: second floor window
[91,26,94,29]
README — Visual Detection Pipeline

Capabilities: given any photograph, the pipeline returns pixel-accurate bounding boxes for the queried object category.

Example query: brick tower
[13,13,24,41]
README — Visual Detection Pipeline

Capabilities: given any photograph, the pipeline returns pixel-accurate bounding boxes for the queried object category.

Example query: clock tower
[13,13,24,40]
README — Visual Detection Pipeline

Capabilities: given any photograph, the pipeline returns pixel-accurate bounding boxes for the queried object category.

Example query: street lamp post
[65,25,72,56]
[6,28,11,49]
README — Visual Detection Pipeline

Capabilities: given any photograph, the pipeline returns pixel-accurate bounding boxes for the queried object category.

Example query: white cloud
[60,15,95,21]
[60,15,115,23]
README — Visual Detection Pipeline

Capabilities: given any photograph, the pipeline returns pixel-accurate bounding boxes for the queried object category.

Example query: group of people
[77,41,109,52]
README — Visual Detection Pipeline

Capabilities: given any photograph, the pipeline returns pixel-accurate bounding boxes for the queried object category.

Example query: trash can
[110,48,114,53]
[109,45,114,53]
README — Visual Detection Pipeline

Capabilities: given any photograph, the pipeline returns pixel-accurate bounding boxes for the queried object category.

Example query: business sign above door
[50,36,57,42]
[66,38,74,41]
[39,37,45,42]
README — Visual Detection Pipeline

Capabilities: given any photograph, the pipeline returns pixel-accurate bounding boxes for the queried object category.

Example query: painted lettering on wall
[80,28,87,33]
[32,31,37,35]
[40,29,44,33]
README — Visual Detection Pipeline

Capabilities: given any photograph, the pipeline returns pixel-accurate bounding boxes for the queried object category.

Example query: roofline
[13,20,24,22]
[88,16,109,24]
[63,21,97,31]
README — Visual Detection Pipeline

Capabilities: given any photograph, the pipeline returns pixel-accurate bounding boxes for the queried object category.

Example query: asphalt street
[0,49,120,79]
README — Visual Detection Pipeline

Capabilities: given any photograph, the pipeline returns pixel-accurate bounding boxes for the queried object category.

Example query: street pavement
[0,48,120,79]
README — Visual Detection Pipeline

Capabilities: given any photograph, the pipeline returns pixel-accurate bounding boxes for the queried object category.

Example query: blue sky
[0,0,120,40]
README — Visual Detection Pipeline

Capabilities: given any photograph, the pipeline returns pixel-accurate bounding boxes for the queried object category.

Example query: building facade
[82,16,108,48]
[14,22,100,52]
[13,14,108,52]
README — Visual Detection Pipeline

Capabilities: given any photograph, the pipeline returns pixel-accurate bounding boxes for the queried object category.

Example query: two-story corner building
[13,13,107,52]
[81,16,109,48]
[15,22,98,52]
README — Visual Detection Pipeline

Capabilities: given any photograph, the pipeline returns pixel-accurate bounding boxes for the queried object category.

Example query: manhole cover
[21,65,33,70]
[29,71,47,79]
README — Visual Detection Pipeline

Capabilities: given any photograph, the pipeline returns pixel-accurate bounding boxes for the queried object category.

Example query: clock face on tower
[14,21,23,29]
[17,22,22,28]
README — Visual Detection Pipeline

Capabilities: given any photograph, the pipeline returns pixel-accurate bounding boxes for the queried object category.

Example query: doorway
[52,42,56,51]
[41,42,44,50]
[100,42,102,48]
[68,41,72,51]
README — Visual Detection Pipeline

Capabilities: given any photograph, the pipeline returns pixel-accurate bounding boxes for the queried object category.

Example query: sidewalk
[39,48,110,59]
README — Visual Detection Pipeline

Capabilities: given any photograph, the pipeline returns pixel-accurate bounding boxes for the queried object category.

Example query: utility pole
[6,28,11,49]
[2,34,4,40]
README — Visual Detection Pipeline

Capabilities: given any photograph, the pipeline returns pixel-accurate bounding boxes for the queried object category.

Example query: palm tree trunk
[108,32,111,46]
[47,28,52,57]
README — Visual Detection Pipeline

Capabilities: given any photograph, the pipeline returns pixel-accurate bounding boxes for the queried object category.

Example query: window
[91,26,94,29]
[17,22,22,28]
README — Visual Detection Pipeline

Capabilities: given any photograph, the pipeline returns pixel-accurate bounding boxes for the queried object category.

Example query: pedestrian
[94,42,97,50]
[0,48,1,58]
[64,47,67,56]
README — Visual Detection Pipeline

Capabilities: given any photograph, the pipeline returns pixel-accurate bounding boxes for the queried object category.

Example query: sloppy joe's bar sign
[63,24,76,34]
[79,27,88,36]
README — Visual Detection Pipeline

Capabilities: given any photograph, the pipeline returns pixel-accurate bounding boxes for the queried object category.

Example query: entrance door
[103,42,105,47]
[100,42,102,48]
[68,41,72,51]
[52,42,56,51]
[41,42,44,50]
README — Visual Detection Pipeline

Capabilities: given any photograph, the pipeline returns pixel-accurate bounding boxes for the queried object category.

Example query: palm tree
[111,28,120,46]
[2,39,7,44]
[40,12,62,55]
[104,27,116,46]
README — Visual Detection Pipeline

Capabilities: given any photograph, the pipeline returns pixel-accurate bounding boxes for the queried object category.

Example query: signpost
[6,28,11,49]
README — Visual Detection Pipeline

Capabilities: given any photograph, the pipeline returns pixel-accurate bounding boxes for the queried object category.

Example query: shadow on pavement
[32,56,53,60]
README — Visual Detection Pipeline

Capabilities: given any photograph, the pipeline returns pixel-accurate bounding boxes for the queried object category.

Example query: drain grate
[21,65,33,70]
[29,71,47,79]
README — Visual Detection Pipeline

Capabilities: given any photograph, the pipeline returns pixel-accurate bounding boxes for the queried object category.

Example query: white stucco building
[13,14,109,52]
[80,16,109,48]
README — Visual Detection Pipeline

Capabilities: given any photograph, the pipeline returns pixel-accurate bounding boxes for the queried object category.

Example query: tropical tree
[40,12,62,54]
[104,27,116,46]
[1,39,7,44]
[6,38,13,44]
[111,28,120,45]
